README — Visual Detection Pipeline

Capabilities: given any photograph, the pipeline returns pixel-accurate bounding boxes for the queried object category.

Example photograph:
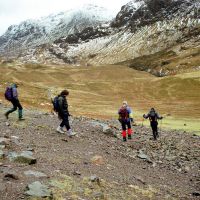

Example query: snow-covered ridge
[0,0,199,69]
[0,4,116,57]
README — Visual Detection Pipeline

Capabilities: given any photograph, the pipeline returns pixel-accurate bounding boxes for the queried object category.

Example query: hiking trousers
[60,114,71,131]
[6,99,23,118]
[151,121,158,140]
[121,120,131,131]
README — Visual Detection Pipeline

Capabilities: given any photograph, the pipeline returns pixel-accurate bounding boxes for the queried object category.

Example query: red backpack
[119,107,129,120]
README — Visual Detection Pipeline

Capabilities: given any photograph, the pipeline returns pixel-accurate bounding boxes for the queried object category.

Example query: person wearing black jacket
[56,90,75,136]
[143,108,163,140]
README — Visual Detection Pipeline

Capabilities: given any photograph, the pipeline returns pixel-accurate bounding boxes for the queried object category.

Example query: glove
[143,114,146,118]
[130,118,133,122]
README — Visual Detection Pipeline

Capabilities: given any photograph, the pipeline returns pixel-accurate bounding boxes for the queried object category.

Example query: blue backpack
[5,87,13,101]
[52,96,60,112]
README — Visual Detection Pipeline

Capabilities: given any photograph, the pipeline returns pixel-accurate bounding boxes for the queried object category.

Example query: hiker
[4,83,24,120]
[55,90,75,136]
[118,101,134,142]
[143,108,163,140]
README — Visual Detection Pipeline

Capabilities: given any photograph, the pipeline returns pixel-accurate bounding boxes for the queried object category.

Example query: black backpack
[149,110,157,121]
[52,96,60,112]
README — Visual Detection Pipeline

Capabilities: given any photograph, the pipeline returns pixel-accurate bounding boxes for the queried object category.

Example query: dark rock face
[54,26,111,44]
[111,0,199,32]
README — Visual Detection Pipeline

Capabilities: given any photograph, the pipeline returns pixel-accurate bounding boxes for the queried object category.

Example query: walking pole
[142,118,144,127]
[160,118,163,137]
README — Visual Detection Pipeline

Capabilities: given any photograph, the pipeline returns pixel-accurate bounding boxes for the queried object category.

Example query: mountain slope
[0,0,199,76]
[0,4,115,58]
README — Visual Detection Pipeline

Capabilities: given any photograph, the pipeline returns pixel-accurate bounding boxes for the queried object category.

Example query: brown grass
[0,63,200,122]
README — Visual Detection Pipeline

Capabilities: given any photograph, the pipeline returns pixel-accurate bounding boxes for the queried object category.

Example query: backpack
[4,87,13,101]
[119,107,129,120]
[149,110,157,121]
[52,96,60,112]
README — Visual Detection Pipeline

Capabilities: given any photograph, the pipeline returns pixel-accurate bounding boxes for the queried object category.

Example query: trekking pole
[160,119,163,135]
[142,118,144,127]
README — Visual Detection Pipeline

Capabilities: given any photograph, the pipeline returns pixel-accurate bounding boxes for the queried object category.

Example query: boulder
[8,151,36,165]
[25,181,52,198]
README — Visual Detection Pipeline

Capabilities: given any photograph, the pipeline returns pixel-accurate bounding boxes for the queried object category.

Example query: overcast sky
[0,0,129,35]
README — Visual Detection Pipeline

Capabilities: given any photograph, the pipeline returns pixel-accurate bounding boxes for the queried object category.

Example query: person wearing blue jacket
[118,101,134,142]
[4,83,24,120]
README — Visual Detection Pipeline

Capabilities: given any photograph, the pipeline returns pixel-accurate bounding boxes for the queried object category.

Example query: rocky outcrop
[112,0,199,32]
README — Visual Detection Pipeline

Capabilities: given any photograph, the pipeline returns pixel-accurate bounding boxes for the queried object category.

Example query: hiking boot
[67,129,76,137]
[128,135,132,140]
[123,137,127,142]
[18,117,25,121]
[56,126,65,134]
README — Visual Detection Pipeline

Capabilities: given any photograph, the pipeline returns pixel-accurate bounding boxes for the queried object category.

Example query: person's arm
[65,99,70,116]
[156,112,163,120]
[128,107,133,121]
[12,88,18,99]
[143,113,149,119]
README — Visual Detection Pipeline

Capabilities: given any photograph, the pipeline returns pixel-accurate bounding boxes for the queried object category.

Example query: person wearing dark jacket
[143,108,163,140]
[56,90,76,136]
[4,83,24,120]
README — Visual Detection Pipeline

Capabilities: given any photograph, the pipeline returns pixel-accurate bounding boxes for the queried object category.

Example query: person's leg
[5,100,17,118]
[64,115,71,131]
[155,121,158,138]
[127,121,132,139]
[16,100,24,119]
[121,121,127,141]
[151,122,157,140]
[57,115,65,133]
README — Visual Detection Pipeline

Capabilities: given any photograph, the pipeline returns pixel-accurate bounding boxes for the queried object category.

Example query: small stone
[93,191,104,199]
[4,172,19,180]
[102,125,113,135]
[73,171,81,176]
[0,150,5,159]
[90,175,100,184]
[0,138,10,146]
[192,192,200,196]
[5,122,10,126]
[91,155,104,165]
[0,145,6,149]
[24,170,47,178]
[11,136,20,145]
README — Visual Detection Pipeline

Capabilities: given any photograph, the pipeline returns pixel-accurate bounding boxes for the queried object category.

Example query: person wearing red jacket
[118,101,134,142]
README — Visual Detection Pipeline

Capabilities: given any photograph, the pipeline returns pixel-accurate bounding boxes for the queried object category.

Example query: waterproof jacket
[58,95,70,117]
[11,84,18,100]
[143,110,162,122]
[118,106,133,122]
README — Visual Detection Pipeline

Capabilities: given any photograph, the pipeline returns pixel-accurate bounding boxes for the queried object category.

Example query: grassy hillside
[0,63,200,133]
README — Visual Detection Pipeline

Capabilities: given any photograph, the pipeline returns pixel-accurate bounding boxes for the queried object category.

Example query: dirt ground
[0,104,199,200]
